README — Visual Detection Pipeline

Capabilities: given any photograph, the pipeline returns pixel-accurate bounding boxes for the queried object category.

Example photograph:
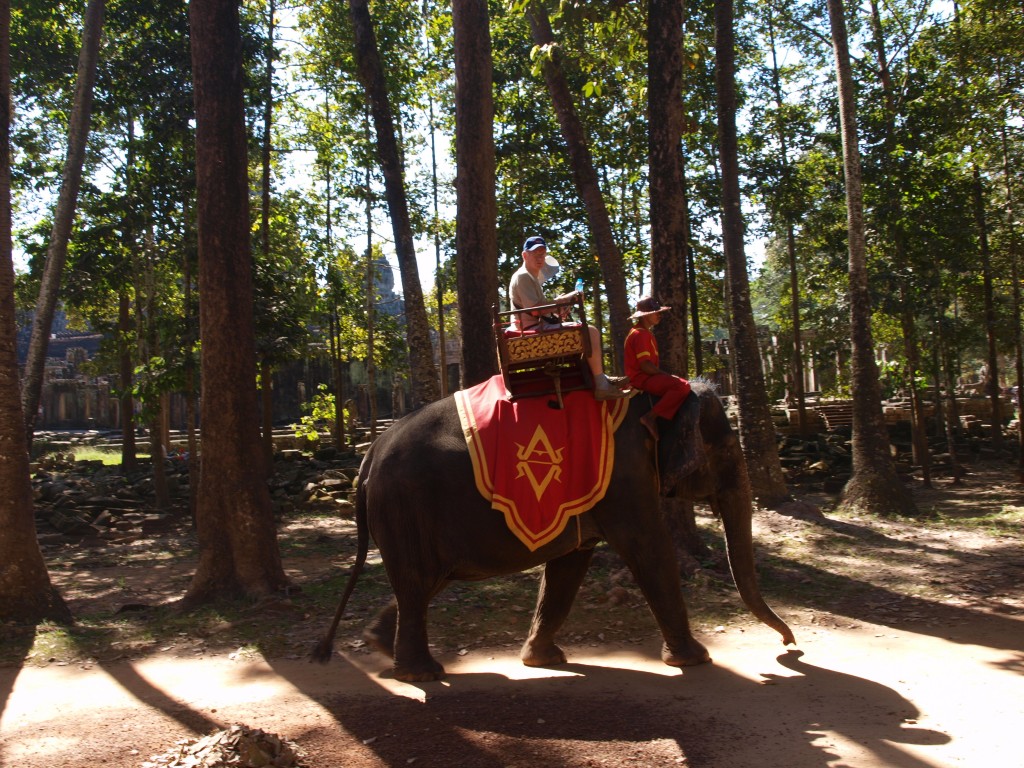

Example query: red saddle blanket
[454,375,630,551]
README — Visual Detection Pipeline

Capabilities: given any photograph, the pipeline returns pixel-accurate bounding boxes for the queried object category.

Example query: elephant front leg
[521,548,594,667]
[611,533,711,667]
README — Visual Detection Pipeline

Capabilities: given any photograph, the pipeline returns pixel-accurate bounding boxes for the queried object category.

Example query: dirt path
[2,464,1023,767]
[2,610,1021,767]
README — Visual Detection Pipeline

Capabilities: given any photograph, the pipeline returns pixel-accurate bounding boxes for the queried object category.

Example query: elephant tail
[310,471,370,664]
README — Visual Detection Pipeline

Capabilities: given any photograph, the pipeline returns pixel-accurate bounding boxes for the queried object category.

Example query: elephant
[312,379,795,682]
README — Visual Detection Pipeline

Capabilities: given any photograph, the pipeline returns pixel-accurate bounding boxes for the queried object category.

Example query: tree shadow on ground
[757,547,1024,655]
[92,657,225,735]
[681,499,1024,657]
[268,648,947,768]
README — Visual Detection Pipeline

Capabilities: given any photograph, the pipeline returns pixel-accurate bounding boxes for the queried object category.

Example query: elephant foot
[521,640,568,667]
[662,638,712,667]
[393,657,446,682]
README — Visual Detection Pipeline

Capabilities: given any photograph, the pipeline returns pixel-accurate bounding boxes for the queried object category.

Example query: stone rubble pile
[31,442,362,545]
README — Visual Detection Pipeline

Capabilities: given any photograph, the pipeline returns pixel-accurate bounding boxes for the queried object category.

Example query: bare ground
[1,463,1023,768]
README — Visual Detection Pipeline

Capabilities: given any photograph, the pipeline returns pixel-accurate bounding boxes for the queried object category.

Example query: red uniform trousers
[639,373,692,421]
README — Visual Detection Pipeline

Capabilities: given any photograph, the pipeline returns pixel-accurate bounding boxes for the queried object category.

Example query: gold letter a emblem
[514,425,565,501]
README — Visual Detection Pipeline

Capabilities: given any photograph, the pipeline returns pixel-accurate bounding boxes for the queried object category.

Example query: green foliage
[131,356,185,423]
[10,0,1024,454]
[292,383,348,442]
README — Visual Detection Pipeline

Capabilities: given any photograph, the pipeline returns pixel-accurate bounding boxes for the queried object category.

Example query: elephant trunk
[713,446,796,646]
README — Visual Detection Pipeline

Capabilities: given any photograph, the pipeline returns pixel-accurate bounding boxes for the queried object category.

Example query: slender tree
[972,168,1003,448]
[349,0,439,408]
[525,2,630,366]
[183,0,288,604]
[118,118,139,473]
[0,0,71,623]
[866,0,932,486]
[998,111,1024,481]
[826,0,917,516]
[714,0,789,506]
[258,0,277,467]
[452,0,499,386]
[763,4,809,437]
[20,0,105,435]
[649,0,707,559]
[648,0,689,374]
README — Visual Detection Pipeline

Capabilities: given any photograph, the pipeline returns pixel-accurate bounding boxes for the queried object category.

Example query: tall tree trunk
[649,0,703,555]
[117,289,138,472]
[973,169,1004,449]
[999,114,1024,480]
[685,174,703,377]
[184,0,287,604]
[149,408,170,510]
[526,3,630,369]
[714,0,788,506]
[648,0,689,375]
[260,0,273,263]
[868,0,930,485]
[260,357,274,465]
[321,105,347,451]
[900,303,932,488]
[21,0,105,436]
[118,115,139,473]
[138,225,174,500]
[182,209,199,523]
[785,224,809,435]
[349,0,439,408]
[827,0,916,516]
[364,157,378,439]
[328,309,346,450]
[428,92,448,397]
[766,10,809,437]
[259,0,275,467]
[1008,251,1024,482]
[935,297,963,483]
[0,0,71,623]
[452,0,498,386]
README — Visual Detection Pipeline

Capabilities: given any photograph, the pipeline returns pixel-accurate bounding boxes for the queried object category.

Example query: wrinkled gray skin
[313,381,795,682]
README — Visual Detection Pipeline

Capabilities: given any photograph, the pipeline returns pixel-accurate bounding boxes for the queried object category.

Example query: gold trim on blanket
[455,389,630,550]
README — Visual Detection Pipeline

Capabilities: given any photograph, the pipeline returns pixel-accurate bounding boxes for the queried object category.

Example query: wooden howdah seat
[493,296,594,407]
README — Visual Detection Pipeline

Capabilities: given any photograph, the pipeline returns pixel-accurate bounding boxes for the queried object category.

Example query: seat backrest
[506,328,585,366]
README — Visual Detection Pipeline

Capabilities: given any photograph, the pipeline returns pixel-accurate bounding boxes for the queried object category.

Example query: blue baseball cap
[522,235,559,280]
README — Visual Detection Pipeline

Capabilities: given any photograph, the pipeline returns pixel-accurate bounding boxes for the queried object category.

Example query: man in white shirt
[508,235,629,401]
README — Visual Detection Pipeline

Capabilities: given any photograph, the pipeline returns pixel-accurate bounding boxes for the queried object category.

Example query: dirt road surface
[2,613,1021,768]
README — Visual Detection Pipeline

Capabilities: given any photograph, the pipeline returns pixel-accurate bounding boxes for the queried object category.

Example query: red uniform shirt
[624,325,659,388]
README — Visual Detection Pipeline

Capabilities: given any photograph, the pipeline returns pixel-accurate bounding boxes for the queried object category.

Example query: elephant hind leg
[393,592,446,682]
[521,548,594,667]
[379,578,450,683]
[364,582,450,683]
